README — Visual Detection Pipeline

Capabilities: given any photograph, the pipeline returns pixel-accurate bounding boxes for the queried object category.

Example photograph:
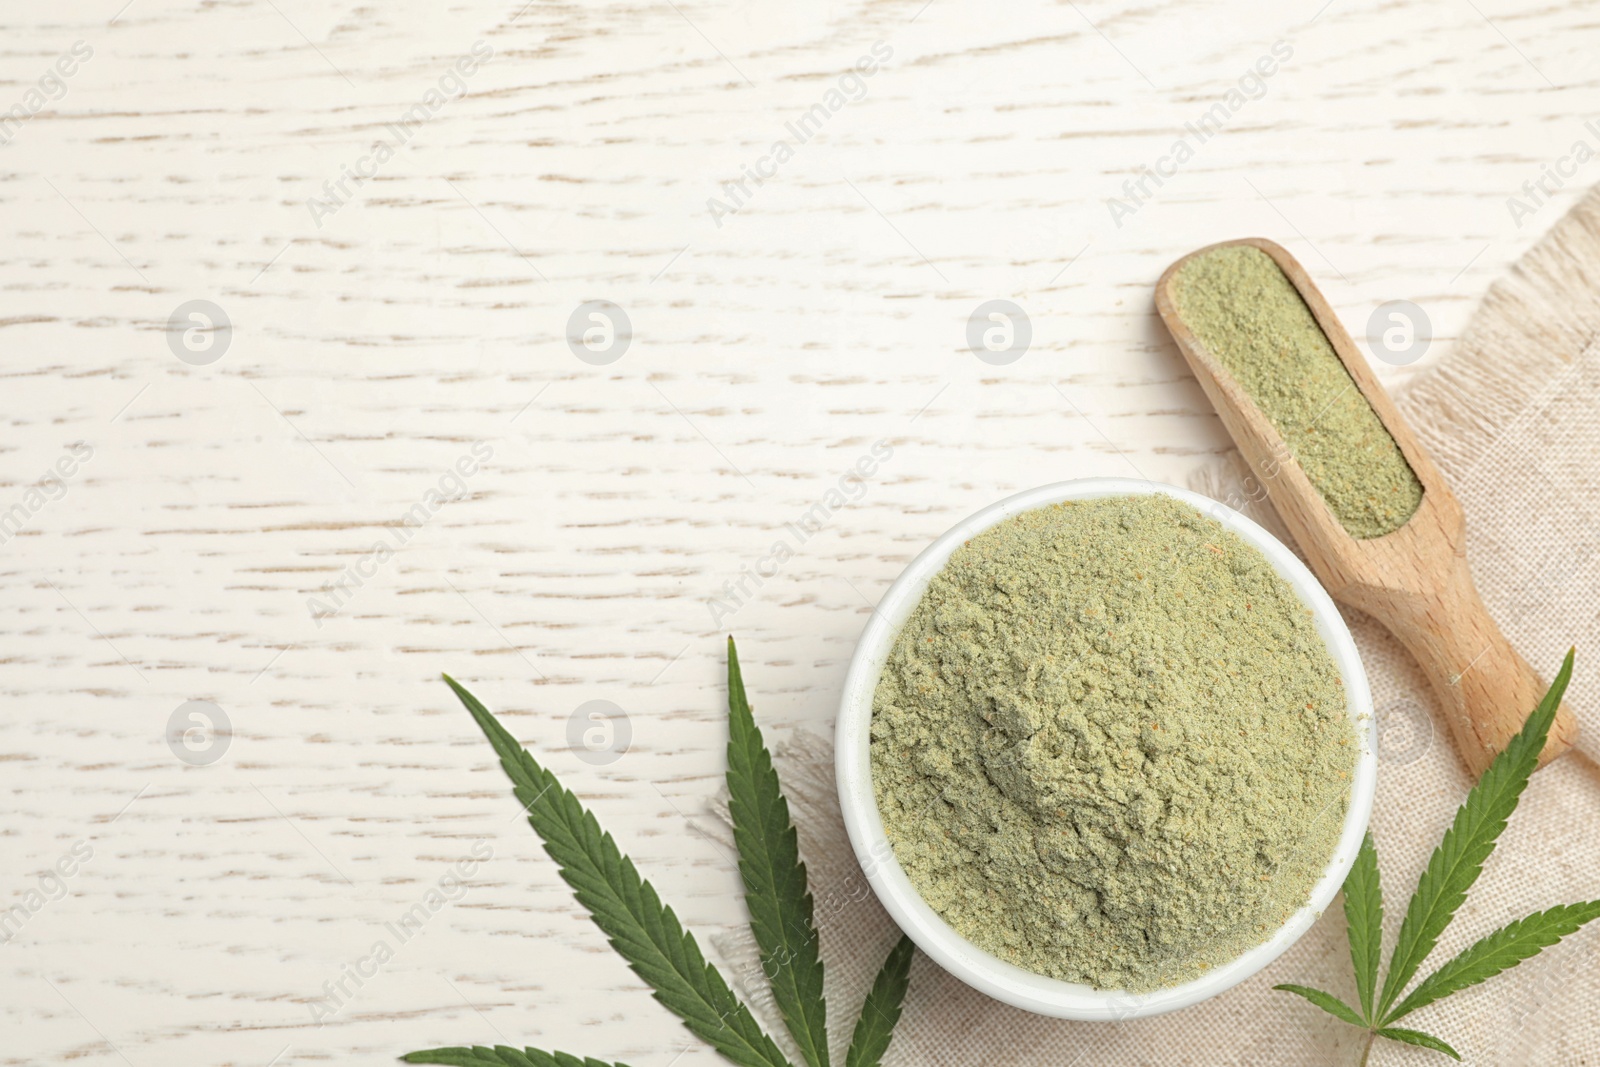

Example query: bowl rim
[834,477,1377,1020]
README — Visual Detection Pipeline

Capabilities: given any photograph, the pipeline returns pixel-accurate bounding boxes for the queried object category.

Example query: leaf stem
[1360,1030,1375,1067]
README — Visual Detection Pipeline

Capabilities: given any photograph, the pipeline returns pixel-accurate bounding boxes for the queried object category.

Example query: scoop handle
[1363,551,1577,774]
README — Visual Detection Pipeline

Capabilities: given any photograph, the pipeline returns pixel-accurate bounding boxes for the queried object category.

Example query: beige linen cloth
[706,187,1600,1066]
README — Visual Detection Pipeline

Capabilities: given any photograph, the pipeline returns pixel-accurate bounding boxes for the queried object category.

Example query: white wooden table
[4,0,1598,1063]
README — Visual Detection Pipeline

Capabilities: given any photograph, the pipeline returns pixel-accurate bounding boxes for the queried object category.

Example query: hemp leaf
[1342,830,1383,1023]
[845,933,914,1067]
[403,639,914,1067]
[727,638,831,1067]
[1276,650,1599,1061]
[403,1051,629,1067]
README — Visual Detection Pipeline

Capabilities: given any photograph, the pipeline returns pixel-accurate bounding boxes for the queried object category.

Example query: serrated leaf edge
[439,674,794,1067]
[1272,984,1365,1029]
[1376,1027,1461,1061]
[1375,650,1573,1018]
[403,1046,633,1067]
[1343,831,1383,1025]
[1382,899,1600,1026]
[845,936,915,1067]
[725,639,831,1067]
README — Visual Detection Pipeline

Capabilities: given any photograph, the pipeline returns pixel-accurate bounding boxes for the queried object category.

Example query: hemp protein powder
[1168,244,1424,540]
[869,494,1356,992]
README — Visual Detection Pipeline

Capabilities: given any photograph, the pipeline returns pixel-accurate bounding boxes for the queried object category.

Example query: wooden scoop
[1155,237,1576,774]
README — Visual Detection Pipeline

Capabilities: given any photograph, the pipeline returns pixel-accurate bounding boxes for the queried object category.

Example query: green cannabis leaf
[1276,650,1599,1062]
[404,1050,630,1067]
[844,935,914,1067]
[1384,899,1600,1024]
[416,672,789,1067]
[727,638,831,1067]
[1275,982,1365,1029]
[403,639,914,1067]
[1343,831,1383,1024]
[1372,1027,1460,1060]
[1376,652,1570,1019]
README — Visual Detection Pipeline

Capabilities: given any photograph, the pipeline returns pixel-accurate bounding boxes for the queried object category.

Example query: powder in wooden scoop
[1170,244,1424,539]
[870,494,1356,992]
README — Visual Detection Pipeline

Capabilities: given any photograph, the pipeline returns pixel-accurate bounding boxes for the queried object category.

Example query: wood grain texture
[3,0,1599,1063]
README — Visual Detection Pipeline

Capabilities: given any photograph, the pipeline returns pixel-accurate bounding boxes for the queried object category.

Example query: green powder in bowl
[1169,244,1423,540]
[869,493,1357,993]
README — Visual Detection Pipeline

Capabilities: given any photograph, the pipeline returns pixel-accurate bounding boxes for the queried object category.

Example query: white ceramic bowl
[835,478,1376,1020]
